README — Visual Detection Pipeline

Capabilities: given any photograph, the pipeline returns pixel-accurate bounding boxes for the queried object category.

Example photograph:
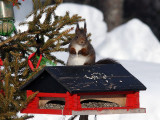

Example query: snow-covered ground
[14,1,160,120]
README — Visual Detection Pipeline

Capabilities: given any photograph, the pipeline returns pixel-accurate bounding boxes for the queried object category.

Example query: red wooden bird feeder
[20,64,146,115]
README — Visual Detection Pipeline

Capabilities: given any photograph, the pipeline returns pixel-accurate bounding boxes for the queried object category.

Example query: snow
[99,19,160,63]
[14,2,160,120]
[14,0,33,31]
[120,61,160,120]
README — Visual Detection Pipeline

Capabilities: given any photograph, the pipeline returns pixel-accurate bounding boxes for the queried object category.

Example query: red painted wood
[37,92,67,98]
[22,90,141,115]
[126,91,139,108]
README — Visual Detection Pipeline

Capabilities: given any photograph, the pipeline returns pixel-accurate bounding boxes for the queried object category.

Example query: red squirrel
[67,23,118,66]
[67,23,95,65]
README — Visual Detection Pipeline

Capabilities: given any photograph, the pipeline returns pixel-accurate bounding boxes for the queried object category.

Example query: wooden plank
[37,93,67,97]
[72,108,146,115]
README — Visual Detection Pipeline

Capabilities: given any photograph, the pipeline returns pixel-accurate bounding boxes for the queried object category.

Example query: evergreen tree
[0,0,84,119]
[0,53,39,120]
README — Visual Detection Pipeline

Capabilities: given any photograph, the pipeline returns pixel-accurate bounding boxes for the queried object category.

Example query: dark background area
[46,0,160,41]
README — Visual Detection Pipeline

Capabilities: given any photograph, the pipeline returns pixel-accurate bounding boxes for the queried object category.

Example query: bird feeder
[20,64,146,115]
[0,0,15,36]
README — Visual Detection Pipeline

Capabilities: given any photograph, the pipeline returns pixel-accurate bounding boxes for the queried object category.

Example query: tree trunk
[98,0,124,31]
[62,0,124,32]
[41,0,124,32]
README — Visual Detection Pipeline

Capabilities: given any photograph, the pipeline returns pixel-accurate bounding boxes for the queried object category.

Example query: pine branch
[26,91,39,104]
[0,56,39,119]
[41,27,74,51]
[0,0,84,119]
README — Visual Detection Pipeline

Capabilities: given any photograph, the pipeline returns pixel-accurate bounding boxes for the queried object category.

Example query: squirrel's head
[74,22,88,46]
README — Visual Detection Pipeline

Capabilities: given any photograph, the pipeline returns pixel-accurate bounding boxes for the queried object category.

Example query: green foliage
[0,0,84,119]
[0,54,39,120]
[0,0,84,65]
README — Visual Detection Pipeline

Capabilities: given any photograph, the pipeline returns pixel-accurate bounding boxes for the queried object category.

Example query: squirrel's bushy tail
[96,58,119,64]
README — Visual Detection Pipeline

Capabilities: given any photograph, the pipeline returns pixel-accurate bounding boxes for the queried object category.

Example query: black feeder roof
[20,64,146,94]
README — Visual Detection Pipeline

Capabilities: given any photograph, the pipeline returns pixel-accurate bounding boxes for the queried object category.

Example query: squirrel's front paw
[70,47,76,54]
[78,48,88,56]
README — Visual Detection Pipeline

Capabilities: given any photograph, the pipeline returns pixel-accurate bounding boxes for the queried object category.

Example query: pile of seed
[40,101,120,109]
[40,103,65,109]
[81,101,120,108]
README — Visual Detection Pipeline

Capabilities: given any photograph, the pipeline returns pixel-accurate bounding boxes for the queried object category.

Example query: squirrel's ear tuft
[76,23,79,33]
[84,21,87,33]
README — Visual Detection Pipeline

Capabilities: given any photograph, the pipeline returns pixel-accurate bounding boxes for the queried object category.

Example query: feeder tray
[20,64,146,115]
